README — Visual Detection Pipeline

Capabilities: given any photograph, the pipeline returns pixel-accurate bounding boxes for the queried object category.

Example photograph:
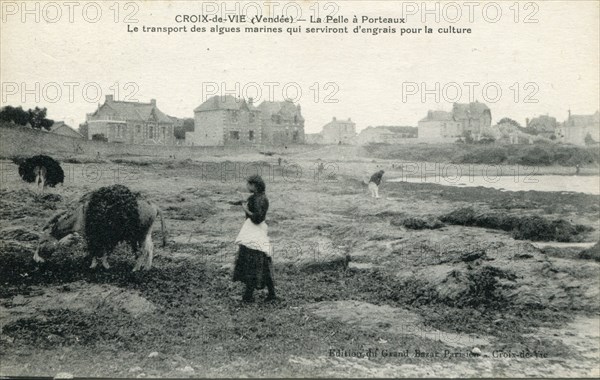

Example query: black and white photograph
[0,0,599,378]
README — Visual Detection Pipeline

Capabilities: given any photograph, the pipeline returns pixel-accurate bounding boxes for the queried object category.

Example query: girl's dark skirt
[233,245,274,289]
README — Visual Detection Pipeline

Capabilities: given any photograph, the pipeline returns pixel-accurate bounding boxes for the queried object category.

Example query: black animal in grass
[34,184,167,272]
[15,155,64,193]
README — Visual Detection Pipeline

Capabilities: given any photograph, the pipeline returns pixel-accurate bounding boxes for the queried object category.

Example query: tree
[174,118,195,140]
[1,105,54,130]
[27,107,54,130]
[497,117,522,129]
[78,122,89,139]
[0,105,30,126]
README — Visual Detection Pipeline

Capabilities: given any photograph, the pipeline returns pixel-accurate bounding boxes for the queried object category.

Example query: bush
[579,242,600,261]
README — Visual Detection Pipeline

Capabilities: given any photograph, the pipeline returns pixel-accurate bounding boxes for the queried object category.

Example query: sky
[1,0,599,134]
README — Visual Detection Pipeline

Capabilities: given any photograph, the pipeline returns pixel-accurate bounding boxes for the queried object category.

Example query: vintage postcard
[0,0,599,378]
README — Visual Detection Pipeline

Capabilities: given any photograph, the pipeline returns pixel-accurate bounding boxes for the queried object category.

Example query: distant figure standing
[278,157,282,166]
[575,164,580,175]
[368,170,385,198]
[232,175,276,302]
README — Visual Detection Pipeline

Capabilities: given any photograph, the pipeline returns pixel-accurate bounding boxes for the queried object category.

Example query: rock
[148,351,159,358]
[471,347,482,356]
[129,367,143,373]
[54,373,74,379]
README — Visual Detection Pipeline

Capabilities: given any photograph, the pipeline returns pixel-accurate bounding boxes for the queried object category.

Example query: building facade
[418,111,462,139]
[321,117,356,144]
[418,102,491,140]
[187,96,306,146]
[526,115,558,139]
[187,95,260,146]
[258,100,305,145]
[557,110,600,145]
[86,95,175,145]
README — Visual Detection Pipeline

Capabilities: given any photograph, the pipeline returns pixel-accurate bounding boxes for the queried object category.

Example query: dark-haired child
[232,175,276,302]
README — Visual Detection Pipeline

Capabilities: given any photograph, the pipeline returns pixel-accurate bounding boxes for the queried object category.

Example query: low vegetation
[364,143,599,166]
[440,207,593,242]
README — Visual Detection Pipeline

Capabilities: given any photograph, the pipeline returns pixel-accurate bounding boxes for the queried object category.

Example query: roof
[49,121,69,131]
[257,100,303,120]
[419,111,453,122]
[50,121,84,137]
[368,126,417,134]
[94,100,173,123]
[452,102,491,120]
[194,95,253,112]
[528,115,558,131]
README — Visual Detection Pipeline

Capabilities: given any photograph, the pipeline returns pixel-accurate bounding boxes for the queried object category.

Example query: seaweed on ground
[440,207,592,242]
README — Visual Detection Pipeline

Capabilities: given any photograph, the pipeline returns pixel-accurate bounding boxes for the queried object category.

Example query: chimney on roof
[150,99,156,106]
[106,94,114,103]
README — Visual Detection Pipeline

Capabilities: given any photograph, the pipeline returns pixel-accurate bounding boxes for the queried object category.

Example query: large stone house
[418,111,462,139]
[418,102,491,140]
[187,95,260,146]
[525,115,558,139]
[86,95,175,145]
[356,126,417,145]
[321,117,356,145]
[187,96,305,146]
[258,100,305,145]
[556,110,600,145]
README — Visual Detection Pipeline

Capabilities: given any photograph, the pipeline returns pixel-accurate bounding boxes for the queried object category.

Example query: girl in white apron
[232,175,276,302]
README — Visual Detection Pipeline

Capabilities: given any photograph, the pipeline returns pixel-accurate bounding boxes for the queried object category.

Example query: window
[136,125,141,134]
[249,131,254,141]
[249,113,256,123]
[149,126,154,139]
[230,131,240,140]
[293,131,299,142]
[231,110,239,123]
[294,115,298,124]
[116,125,124,138]
[162,127,166,138]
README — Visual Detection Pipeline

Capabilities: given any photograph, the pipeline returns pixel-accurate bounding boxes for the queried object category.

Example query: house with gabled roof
[418,101,491,140]
[418,110,462,139]
[187,95,260,146]
[86,95,175,145]
[557,110,600,145]
[320,117,356,145]
[49,121,84,139]
[187,96,306,146]
[258,100,305,145]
